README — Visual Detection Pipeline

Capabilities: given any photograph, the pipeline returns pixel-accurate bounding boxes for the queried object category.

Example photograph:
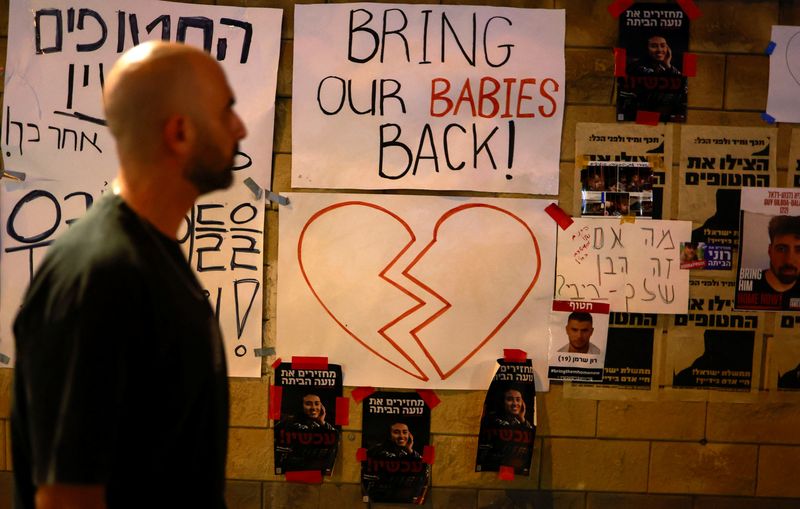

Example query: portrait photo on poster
[361,392,431,505]
[616,2,689,123]
[475,359,536,476]
[736,188,800,311]
[547,301,609,381]
[273,363,343,476]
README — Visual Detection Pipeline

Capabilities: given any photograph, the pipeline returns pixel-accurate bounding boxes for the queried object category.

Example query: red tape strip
[285,470,323,484]
[416,389,441,409]
[677,0,702,19]
[614,48,627,77]
[544,203,573,231]
[271,357,282,369]
[422,445,435,465]
[291,356,328,370]
[268,385,283,420]
[503,349,528,363]
[335,397,350,426]
[356,448,368,462]
[607,0,634,18]
[351,386,376,403]
[498,466,515,480]
[682,53,697,77]
[635,110,660,126]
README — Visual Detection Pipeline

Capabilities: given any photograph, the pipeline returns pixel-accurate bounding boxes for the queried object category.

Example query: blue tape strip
[765,41,776,55]
[242,177,263,200]
[267,191,289,206]
[2,169,26,181]
[254,347,276,357]
[0,352,10,365]
[761,112,776,124]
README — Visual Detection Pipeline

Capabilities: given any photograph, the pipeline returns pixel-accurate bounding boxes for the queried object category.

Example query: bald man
[11,42,246,509]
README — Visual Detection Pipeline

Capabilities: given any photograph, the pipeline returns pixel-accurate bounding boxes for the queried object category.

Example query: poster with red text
[292,3,565,194]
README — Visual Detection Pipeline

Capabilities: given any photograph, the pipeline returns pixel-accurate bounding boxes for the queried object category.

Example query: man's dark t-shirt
[11,194,229,508]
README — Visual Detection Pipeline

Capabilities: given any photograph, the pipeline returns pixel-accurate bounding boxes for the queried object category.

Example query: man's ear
[163,114,194,156]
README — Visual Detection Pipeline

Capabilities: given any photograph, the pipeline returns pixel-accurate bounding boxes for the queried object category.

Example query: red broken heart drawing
[298,201,542,382]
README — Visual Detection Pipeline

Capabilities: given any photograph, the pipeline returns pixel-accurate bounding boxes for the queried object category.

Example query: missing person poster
[273,363,343,476]
[667,280,759,391]
[547,300,609,381]
[678,126,778,275]
[735,187,800,311]
[616,2,689,123]
[361,391,432,504]
[475,358,536,475]
[574,123,673,219]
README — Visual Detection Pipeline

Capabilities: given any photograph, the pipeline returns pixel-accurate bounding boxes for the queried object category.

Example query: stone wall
[1,1,800,508]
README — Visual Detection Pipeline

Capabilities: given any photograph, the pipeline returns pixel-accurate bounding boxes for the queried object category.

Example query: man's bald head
[103,41,225,167]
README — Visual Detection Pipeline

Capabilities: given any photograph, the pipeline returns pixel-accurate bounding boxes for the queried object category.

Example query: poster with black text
[273,363,343,476]
[361,391,431,504]
[475,358,536,475]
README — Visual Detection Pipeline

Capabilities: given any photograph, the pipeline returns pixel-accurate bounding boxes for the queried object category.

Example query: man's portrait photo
[559,311,602,355]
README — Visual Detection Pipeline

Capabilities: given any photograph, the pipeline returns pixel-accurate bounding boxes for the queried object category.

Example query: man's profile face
[503,390,523,417]
[768,233,800,284]
[302,395,322,419]
[565,319,594,351]
[647,36,668,62]
[186,60,247,194]
[390,423,410,447]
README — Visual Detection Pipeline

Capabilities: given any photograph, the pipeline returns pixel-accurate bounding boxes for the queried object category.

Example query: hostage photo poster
[616,2,689,123]
[0,0,283,376]
[574,122,673,220]
[272,363,343,476]
[361,391,432,504]
[547,300,609,382]
[291,3,565,194]
[735,187,800,311]
[475,358,536,476]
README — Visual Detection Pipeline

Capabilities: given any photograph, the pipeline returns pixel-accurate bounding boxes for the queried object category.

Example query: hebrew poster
[766,26,800,123]
[574,122,673,219]
[770,314,800,390]
[616,2,689,123]
[735,187,800,311]
[277,192,557,391]
[547,300,609,381]
[475,358,536,476]
[0,0,282,376]
[789,129,800,188]
[361,391,431,504]
[678,125,778,278]
[554,217,691,313]
[292,3,565,194]
[272,363,343,476]
[666,279,760,391]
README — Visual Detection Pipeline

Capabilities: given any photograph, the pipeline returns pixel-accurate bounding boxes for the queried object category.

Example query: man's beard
[772,263,799,285]
[186,145,236,195]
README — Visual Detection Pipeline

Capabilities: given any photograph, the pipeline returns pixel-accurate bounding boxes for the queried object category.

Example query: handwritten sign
[291,3,565,194]
[277,192,556,391]
[555,218,691,314]
[0,0,283,377]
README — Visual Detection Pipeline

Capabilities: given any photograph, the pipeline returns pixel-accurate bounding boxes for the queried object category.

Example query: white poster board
[277,192,557,391]
[554,218,691,314]
[767,25,800,123]
[0,0,283,376]
[292,3,565,194]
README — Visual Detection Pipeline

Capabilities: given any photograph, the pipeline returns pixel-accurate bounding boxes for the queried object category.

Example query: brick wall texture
[1,1,800,508]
